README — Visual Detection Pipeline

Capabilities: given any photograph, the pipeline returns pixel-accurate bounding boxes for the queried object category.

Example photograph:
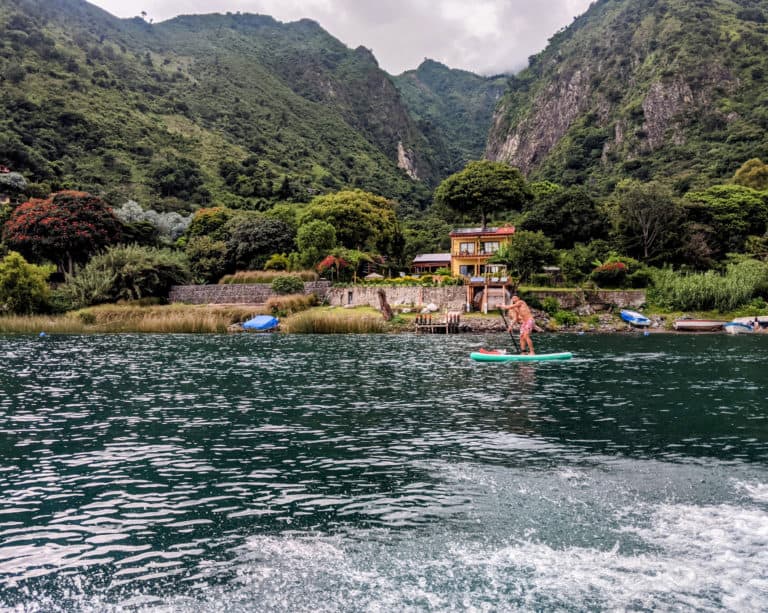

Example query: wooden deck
[414,312,461,334]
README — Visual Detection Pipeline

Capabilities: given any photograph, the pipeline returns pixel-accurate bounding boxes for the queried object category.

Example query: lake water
[1,332,767,611]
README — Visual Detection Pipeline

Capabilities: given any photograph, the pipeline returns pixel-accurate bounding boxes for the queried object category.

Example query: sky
[88,0,594,75]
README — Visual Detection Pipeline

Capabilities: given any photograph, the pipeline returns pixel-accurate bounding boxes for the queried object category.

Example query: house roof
[449,225,515,237]
[412,253,451,264]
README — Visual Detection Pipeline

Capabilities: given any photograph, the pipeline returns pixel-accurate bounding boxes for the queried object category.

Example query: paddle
[499,308,521,352]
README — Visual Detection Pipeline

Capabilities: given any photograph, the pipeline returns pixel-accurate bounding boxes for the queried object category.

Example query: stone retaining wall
[325,286,645,312]
[169,281,331,304]
[326,286,467,311]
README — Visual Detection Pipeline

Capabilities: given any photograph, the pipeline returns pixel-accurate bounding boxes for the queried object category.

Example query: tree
[0,251,53,314]
[612,181,682,263]
[683,184,768,261]
[489,230,555,282]
[226,217,296,271]
[433,160,531,227]
[2,190,122,274]
[185,236,228,283]
[521,186,609,248]
[299,190,402,256]
[296,220,337,268]
[184,207,237,242]
[734,158,768,191]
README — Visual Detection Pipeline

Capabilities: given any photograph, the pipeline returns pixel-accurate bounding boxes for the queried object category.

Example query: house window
[347,291,353,305]
[482,241,500,254]
[459,242,475,255]
[459,265,472,276]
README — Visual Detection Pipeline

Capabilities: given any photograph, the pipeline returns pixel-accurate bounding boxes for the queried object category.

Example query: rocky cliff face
[486,0,768,190]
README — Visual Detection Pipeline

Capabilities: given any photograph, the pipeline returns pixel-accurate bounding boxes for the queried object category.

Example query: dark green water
[1,332,767,611]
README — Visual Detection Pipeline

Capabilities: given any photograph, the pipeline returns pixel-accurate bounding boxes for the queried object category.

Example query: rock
[426,303,439,312]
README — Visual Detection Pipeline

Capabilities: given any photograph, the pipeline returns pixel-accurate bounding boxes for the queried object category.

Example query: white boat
[620,309,650,327]
[725,316,768,334]
[724,321,754,335]
[673,318,727,332]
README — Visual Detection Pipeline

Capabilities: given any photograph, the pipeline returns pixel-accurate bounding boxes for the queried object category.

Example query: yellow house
[450,226,515,279]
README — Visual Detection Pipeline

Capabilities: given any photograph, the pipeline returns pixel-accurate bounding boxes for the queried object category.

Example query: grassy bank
[0,303,263,334]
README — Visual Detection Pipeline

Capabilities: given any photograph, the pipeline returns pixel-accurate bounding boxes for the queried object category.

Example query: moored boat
[724,321,754,335]
[673,318,727,332]
[242,315,279,332]
[620,309,650,327]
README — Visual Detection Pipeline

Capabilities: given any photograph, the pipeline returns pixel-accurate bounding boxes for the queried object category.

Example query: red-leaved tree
[2,190,122,273]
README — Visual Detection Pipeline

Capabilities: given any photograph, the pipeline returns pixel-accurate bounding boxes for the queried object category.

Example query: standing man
[505,295,535,355]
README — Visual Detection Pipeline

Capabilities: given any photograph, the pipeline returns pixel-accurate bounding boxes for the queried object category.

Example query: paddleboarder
[504,295,535,355]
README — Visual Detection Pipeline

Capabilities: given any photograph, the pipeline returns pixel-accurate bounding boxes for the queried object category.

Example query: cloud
[89,0,593,75]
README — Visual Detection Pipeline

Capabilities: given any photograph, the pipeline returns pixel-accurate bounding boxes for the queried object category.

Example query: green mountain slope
[394,59,508,176]
[0,0,453,210]
[486,0,768,193]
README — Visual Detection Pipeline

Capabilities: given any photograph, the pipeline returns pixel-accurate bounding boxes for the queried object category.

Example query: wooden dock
[415,312,461,334]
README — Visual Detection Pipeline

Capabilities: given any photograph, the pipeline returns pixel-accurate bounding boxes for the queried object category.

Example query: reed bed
[283,309,385,334]
[219,270,318,284]
[265,293,317,317]
[0,304,263,334]
[0,314,88,334]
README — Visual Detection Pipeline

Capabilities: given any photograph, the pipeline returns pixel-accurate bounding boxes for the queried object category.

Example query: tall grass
[651,260,768,311]
[219,270,318,284]
[0,315,88,334]
[284,309,385,333]
[0,303,263,334]
[265,293,317,317]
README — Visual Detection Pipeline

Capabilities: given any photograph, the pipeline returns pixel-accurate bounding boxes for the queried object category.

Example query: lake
[1,332,767,611]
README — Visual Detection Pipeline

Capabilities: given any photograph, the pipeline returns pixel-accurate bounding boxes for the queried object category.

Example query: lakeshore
[0,302,764,335]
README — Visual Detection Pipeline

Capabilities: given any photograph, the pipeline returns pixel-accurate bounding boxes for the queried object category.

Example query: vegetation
[434,161,531,227]
[284,308,386,334]
[59,244,191,309]
[3,191,122,274]
[0,251,53,314]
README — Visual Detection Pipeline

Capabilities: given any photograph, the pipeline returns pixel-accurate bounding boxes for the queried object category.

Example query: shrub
[264,253,291,270]
[61,244,191,308]
[0,251,54,314]
[271,275,305,295]
[553,310,579,326]
[541,297,560,315]
[590,261,628,288]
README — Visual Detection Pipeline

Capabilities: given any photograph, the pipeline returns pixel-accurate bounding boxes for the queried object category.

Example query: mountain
[393,59,508,176]
[486,0,768,194]
[1,0,486,211]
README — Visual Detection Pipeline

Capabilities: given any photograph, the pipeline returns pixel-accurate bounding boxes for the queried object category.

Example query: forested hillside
[487,0,768,194]
[394,59,508,176]
[0,0,497,212]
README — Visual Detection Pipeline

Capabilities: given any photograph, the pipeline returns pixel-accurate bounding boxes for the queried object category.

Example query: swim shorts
[520,318,534,335]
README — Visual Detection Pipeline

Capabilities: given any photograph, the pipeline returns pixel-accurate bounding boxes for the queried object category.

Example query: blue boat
[242,315,279,332]
[620,309,650,327]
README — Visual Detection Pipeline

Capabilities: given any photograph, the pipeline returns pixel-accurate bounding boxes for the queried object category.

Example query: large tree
[2,190,122,273]
[612,181,682,263]
[521,186,609,249]
[296,220,337,268]
[226,217,296,271]
[299,189,402,257]
[489,230,555,283]
[734,158,768,191]
[434,160,531,227]
[683,184,768,261]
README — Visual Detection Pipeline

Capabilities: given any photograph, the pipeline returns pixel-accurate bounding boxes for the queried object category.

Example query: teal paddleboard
[470,350,573,362]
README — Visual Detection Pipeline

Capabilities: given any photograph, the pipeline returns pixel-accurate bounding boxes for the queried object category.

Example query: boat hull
[470,351,573,362]
[673,320,726,331]
[620,309,650,327]
[724,322,754,335]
